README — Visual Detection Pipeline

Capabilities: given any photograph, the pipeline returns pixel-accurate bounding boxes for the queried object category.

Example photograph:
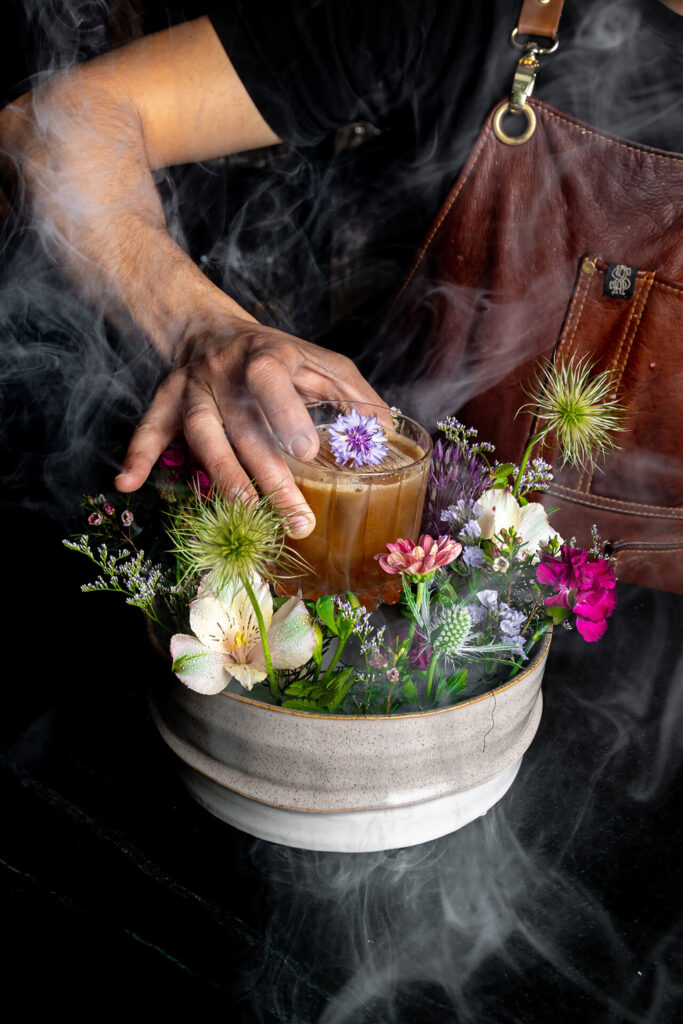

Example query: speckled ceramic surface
[150,632,551,850]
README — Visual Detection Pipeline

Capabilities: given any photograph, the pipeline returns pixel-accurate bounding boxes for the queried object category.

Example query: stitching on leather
[610,274,646,374]
[653,279,683,295]
[614,273,654,379]
[538,102,683,164]
[548,483,683,517]
[613,544,683,552]
[561,270,592,358]
[395,122,494,300]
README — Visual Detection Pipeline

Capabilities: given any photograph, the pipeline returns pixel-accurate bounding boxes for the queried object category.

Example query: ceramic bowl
[149,632,551,852]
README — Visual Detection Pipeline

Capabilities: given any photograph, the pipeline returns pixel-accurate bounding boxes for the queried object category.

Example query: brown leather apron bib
[398,97,683,593]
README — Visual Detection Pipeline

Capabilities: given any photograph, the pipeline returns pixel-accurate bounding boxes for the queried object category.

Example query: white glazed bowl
[150,632,551,852]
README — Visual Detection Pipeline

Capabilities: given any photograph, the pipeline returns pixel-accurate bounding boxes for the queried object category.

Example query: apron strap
[516,0,565,45]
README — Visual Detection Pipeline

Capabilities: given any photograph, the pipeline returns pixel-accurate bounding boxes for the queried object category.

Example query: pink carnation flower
[375,534,462,578]
[536,545,617,642]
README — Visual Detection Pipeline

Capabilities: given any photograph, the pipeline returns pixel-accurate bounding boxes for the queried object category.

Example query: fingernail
[289,434,315,460]
[288,511,315,538]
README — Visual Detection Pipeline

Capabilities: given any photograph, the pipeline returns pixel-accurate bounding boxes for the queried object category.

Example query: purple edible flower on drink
[328,409,387,468]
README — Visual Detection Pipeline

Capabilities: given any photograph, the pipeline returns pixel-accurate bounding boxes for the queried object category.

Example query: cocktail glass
[280,402,432,604]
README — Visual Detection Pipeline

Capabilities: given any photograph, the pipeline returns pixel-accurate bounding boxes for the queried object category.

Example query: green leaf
[312,623,324,670]
[319,667,356,711]
[402,679,419,702]
[444,668,469,693]
[492,463,515,479]
[283,680,309,697]
[316,595,338,635]
[282,698,325,712]
[546,605,570,624]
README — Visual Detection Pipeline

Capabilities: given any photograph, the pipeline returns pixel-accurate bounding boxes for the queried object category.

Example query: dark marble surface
[2,508,682,1020]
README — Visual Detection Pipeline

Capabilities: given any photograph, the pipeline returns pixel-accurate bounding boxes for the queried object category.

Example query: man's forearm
[1,78,253,363]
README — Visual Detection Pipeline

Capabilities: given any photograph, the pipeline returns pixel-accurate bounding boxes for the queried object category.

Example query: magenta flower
[375,534,462,578]
[191,469,211,497]
[536,545,617,641]
[88,512,102,526]
[160,442,188,471]
[103,502,115,516]
[121,510,134,527]
[329,408,387,468]
[386,668,400,683]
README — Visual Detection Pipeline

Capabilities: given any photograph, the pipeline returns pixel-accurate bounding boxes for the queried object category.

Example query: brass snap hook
[492,100,537,146]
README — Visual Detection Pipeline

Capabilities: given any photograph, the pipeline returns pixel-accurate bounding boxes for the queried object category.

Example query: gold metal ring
[510,27,559,54]
[492,101,537,146]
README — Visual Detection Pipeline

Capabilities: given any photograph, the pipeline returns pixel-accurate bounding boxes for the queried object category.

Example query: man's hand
[0,17,388,536]
[116,319,387,537]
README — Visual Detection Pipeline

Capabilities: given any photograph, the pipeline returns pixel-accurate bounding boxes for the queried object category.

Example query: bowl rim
[217,628,552,721]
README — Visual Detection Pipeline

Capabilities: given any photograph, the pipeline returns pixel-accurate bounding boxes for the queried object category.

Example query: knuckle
[182,404,212,432]
[243,349,284,386]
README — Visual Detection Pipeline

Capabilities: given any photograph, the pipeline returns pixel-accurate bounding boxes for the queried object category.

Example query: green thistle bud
[168,484,308,591]
[522,357,627,471]
[433,604,473,657]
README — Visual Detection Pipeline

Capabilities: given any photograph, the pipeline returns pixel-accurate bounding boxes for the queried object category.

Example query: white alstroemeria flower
[476,487,562,558]
[170,575,316,694]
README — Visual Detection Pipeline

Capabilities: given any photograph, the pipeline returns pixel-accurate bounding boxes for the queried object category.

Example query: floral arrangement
[64,358,622,715]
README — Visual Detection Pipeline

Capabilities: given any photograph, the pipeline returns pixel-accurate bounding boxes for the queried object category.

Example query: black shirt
[206,0,683,356]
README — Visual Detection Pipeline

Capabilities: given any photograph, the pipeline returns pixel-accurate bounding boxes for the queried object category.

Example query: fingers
[204,377,316,539]
[242,346,320,463]
[115,371,184,492]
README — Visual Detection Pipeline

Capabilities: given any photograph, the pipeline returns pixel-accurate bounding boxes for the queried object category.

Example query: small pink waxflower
[386,667,400,683]
[121,510,134,527]
[88,512,103,526]
[103,502,115,516]
[375,534,462,579]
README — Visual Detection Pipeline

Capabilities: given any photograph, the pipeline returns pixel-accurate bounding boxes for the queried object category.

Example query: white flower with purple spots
[328,408,388,468]
[170,575,316,694]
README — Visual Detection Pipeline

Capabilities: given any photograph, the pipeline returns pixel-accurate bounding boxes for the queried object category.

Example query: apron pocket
[538,256,683,591]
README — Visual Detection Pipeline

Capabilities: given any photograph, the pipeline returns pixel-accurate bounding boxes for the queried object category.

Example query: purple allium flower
[329,409,387,468]
[421,440,489,537]
[88,512,103,526]
[121,510,134,527]
[103,502,115,516]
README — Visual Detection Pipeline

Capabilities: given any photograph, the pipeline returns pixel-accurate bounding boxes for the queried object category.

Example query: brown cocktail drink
[281,403,432,603]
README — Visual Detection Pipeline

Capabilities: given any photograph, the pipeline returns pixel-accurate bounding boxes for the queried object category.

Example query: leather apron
[396,91,683,593]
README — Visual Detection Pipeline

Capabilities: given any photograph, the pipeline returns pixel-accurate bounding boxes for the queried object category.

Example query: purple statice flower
[499,603,526,637]
[329,409,387,468]
[421,440,489,537]
[462,545,486,569]
[458,519,482,542]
